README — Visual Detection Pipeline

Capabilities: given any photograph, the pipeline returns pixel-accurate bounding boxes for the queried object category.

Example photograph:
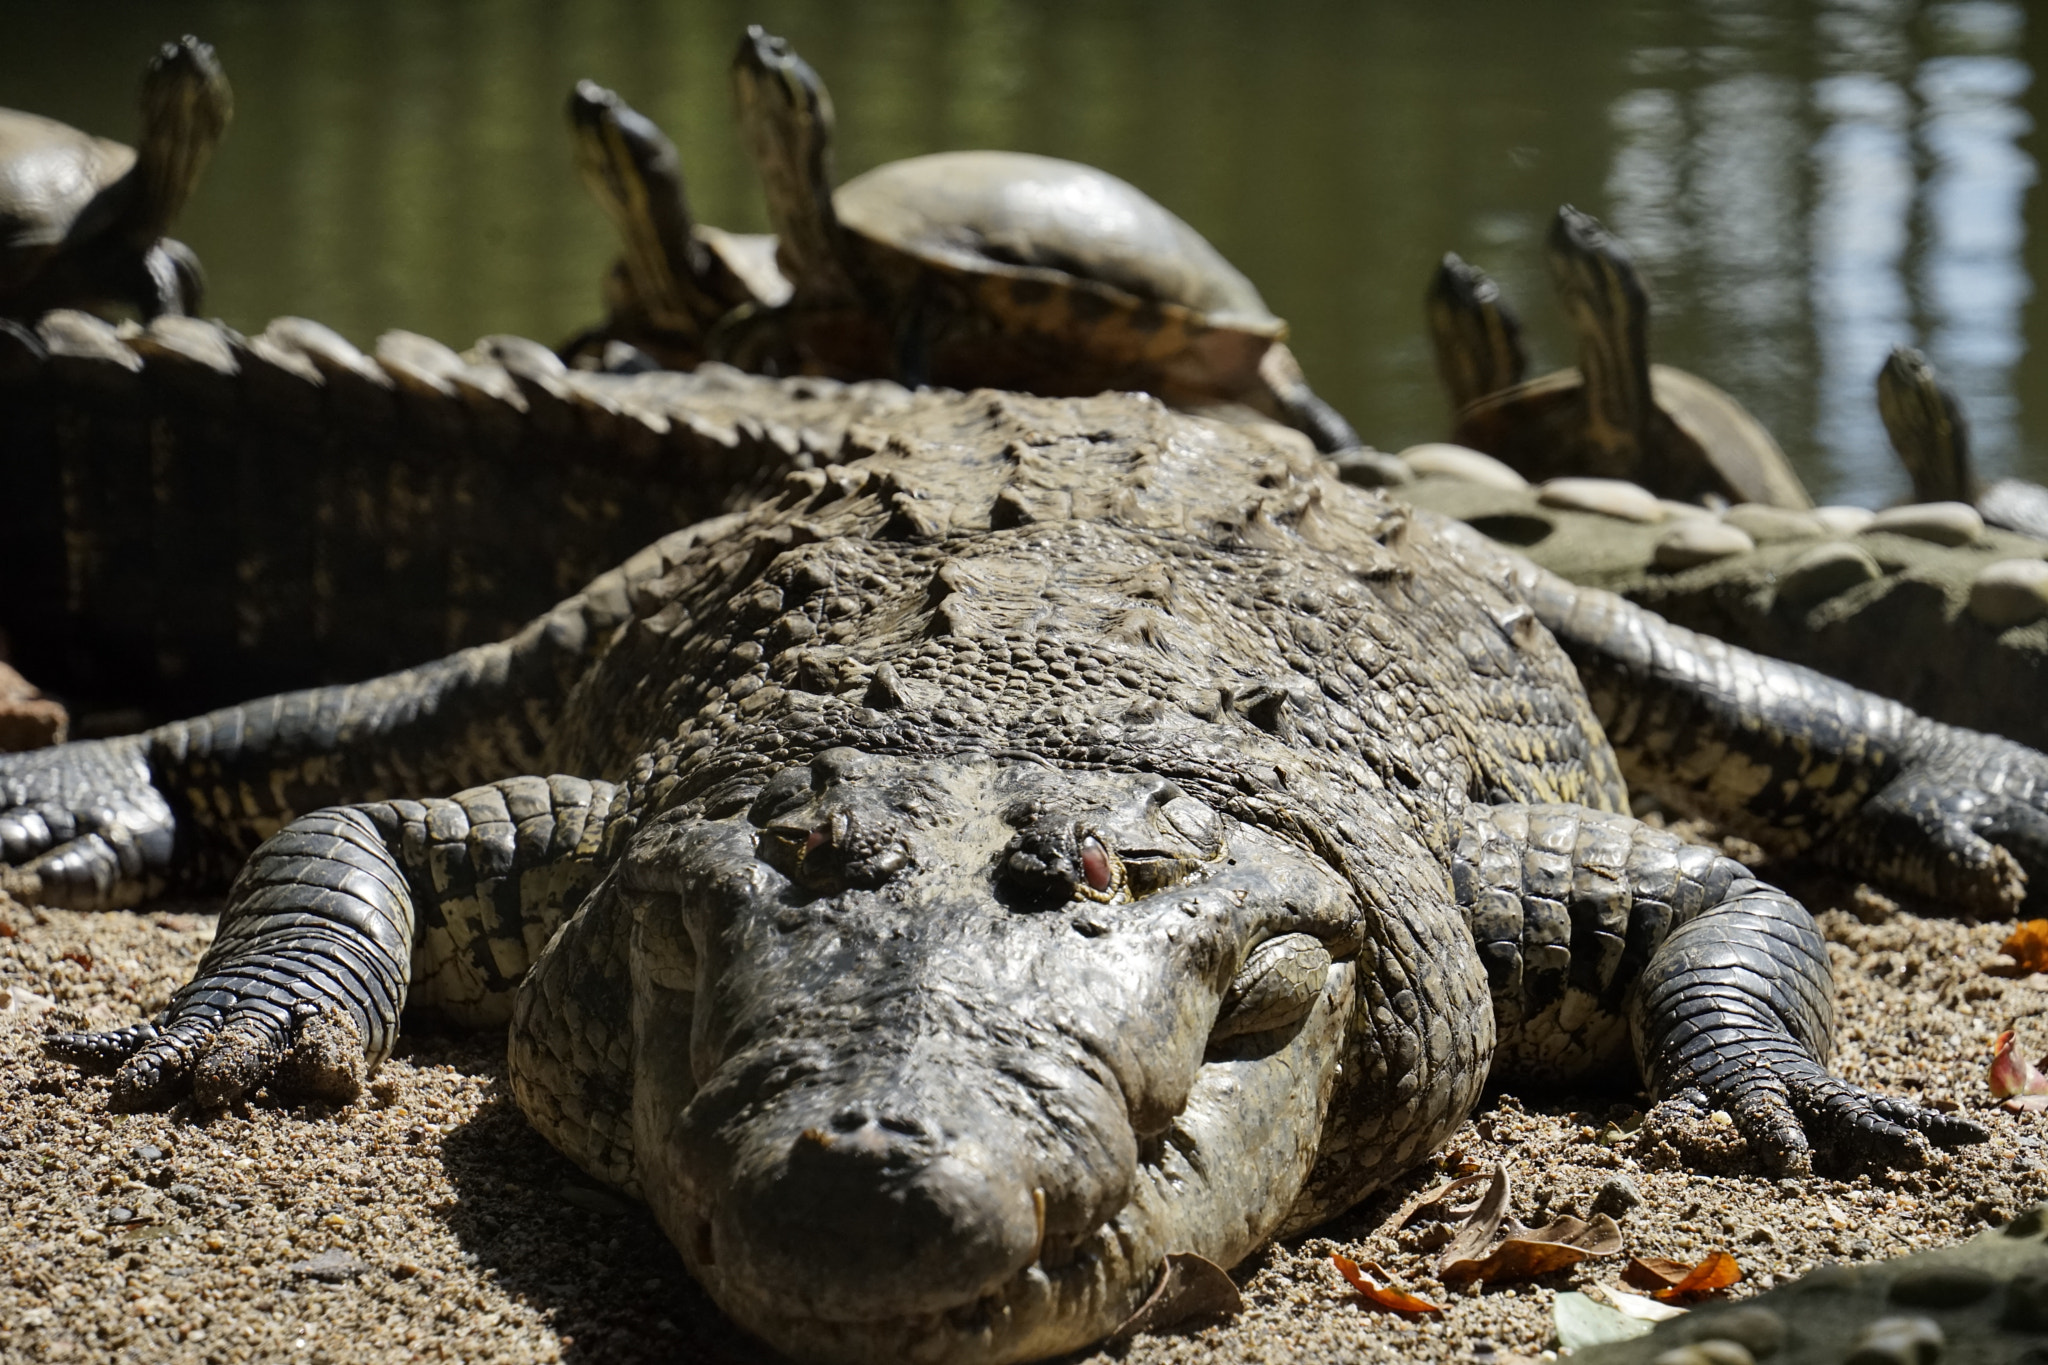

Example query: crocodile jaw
[657,963,1354,1365]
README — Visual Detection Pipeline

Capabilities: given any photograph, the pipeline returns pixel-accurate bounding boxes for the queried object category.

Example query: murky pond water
[4,0,2041,504]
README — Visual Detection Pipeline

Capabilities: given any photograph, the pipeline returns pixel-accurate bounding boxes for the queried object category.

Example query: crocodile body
[6,309,2046,775]
[9,387,2046,1362]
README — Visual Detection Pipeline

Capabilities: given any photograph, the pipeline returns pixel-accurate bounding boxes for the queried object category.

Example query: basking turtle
[0,36,231,322]
[558,80,788,371]
[1443,207,1812,509]
[1425,251,1526,414]
[1878,345,2048,541]
[720,26,1359,452]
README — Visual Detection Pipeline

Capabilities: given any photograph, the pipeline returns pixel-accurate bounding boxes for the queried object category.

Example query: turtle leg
[1435,517,2048,914]
[46,774,621,1111]
[1255,343,1359,452]
[1459,802,1985,1174]
[0,543,672,909]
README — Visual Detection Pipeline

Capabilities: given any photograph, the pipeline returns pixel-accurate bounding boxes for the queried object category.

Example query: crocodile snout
[708,1093,1046,1319]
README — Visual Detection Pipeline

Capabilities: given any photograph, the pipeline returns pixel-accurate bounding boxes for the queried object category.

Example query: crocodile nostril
[877,1113,927,1139]
[829,1108,868,1133]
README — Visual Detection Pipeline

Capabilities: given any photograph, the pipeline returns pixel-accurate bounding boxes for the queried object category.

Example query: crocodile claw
[1831,726,2048,914]
[1652,1064,1986,1179]
[47,998,365,1111]
[0,736,177,911]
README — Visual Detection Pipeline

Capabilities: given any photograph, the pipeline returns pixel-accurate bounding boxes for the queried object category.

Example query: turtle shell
[0,110,136,292]
[1453,362,1812,510]
[827,150,1284,406]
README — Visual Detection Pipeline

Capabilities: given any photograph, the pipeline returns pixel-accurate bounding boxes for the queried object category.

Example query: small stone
[1966,558,2048,628]
[292,1249,367,1283]
[1814,504,1877,536]
[130,1145,163,1164]
[1589,1175,1645,1220]
[1399,442,1529,490]
[1867,500,1984,546]
[1538,477,1666,523]
[1888,1263,1996,1309]
[1845,1315,1942,1365]
[1723,504,1827,543]
[1777,542,1882,608]
[1654,520,1756,570]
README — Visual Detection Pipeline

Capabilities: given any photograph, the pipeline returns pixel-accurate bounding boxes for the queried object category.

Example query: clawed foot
[47,997,366,1110]
[1649,1072,1987,1178]
[1835,726,2048,914]
[0,736,176,910]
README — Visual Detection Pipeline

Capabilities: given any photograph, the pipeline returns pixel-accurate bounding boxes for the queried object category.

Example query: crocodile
[10,388,2047,1363]
[1388,465,2048,753]
[7,306,2046,768]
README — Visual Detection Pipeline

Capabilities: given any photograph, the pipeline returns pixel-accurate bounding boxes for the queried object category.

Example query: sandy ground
[4,863,2047,1365]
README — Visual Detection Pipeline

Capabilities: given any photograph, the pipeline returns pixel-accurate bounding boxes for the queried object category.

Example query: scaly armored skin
[8,389,2047,1363]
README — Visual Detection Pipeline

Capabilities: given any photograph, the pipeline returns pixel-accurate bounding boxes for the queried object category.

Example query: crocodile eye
[757,824,823,881]
[1079,836,1113,893]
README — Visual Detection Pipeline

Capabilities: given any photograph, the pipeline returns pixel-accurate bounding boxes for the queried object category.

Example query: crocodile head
[618,746,1361,1364]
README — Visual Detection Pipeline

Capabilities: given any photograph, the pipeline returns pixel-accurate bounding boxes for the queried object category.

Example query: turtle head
[566,79,721,330]
[732,27,856,301]
[1426,251,1528,413]
[134,36,232,244]
[1547,205,1653,445]
[621,748,1359,1361]
[1878,345,1975,504]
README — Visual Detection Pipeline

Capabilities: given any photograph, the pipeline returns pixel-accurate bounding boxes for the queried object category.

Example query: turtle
[1425,250,1526,414]
[1438,206,1812,510]
[716,26,1360,453]
[0,35,231,322]
[557,79,788,371]
[1877,345,2048,541]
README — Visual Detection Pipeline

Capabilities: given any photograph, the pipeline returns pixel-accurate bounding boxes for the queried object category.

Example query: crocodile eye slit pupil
[1080,838,1112,893]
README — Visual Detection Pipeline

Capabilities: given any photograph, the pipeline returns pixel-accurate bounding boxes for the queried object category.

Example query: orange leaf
[2000,920,2048,973]
[1331,1254,1444,1315]
[1636,1250,1742,1302]
[1622,1255,1695,1291]
[1989,1031,2048,1099]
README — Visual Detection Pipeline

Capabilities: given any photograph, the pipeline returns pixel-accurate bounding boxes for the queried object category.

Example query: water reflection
[0,0,2040,503]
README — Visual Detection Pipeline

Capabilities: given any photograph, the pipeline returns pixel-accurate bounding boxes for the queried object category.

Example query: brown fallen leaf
[2001,921,2048,974]
[1623,1250,1743,1302]
[1433,1162,1623,1285]
[1109,1252,1243,1340]
[1331,1254,1443,1315]
[1394,1171,1495,1230]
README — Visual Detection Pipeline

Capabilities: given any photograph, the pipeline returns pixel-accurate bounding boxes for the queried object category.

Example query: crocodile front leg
[1428,513,2048,914]
[1459,802,1986,1173]
[46,774,621,1109]
[0,531,692,909]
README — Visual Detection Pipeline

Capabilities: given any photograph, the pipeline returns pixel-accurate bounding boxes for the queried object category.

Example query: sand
[3,863,2046,1365]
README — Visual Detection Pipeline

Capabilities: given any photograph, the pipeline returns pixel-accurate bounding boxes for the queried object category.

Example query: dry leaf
[1331,1254,1443,1315]
[1394,1171,1494,1230]
[1624,1250,1742,1302]
[1433,1162,1623,1285]
[1439,1215,1624,1285]
[1434,1163,1512,1273]
[1110,1253,1243,1339]
[2001,921,2048,974]
[1989,1030,2048,1100]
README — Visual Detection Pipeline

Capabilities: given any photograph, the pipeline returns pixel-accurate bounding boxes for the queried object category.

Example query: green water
[3,0,2042,504]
